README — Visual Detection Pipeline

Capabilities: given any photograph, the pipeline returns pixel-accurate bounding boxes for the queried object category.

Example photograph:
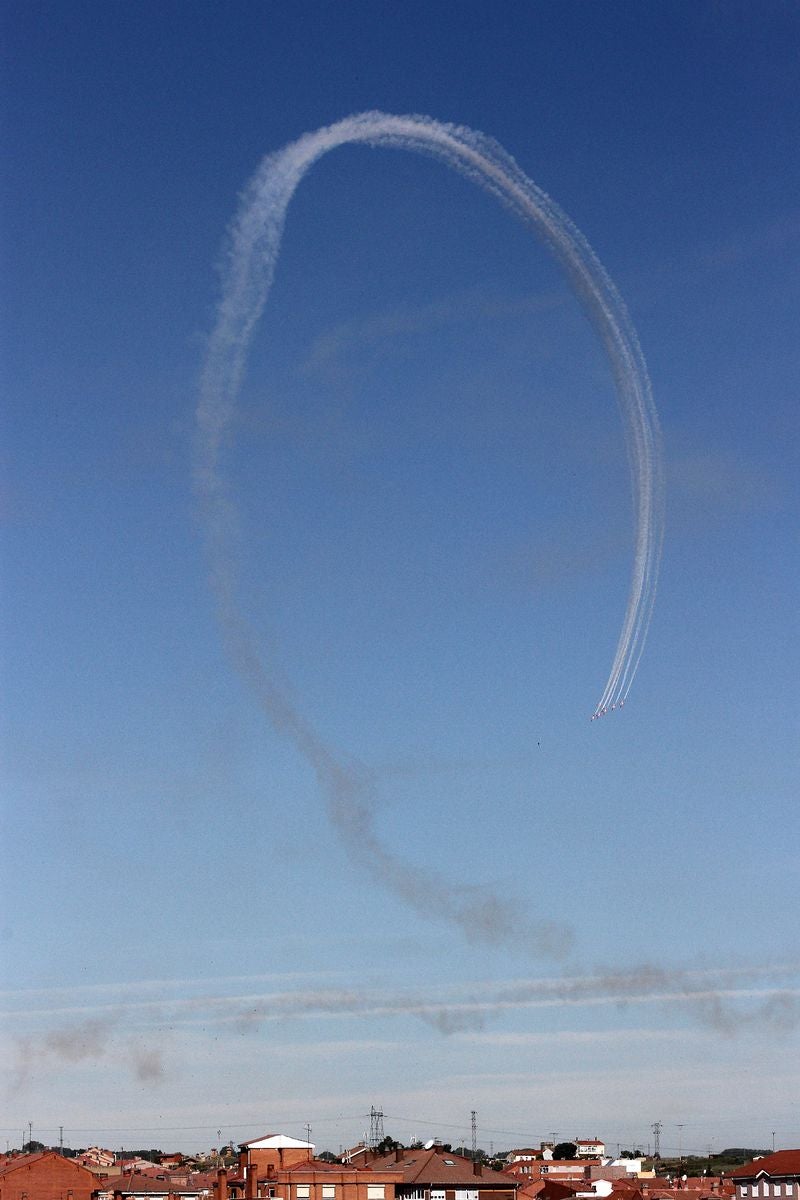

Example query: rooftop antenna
[652,1124,662,1159]
[471,1112,477,1160]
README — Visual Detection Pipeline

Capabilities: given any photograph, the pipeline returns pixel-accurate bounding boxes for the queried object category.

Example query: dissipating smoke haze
[194,111,665,953]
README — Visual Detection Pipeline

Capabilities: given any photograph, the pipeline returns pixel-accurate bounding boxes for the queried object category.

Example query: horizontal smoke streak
[8,965,800,1084]
[8,965,800,1025]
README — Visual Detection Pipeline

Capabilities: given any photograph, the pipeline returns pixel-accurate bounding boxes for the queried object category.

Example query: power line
[384,1113,554,1140]
[0,1116,365,1135]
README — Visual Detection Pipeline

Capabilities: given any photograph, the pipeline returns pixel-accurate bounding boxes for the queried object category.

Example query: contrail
[194,112,664,951]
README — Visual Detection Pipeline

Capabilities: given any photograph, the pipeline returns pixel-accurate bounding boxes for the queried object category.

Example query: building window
[367,1188,385,1200]
[322,1188,335,1199]
[741,1188,748,1196]
[297,1187,310,1198]
[430,1191,446,1200]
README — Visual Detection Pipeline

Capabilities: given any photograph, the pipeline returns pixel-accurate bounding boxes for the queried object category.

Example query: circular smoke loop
[195,111,665,963]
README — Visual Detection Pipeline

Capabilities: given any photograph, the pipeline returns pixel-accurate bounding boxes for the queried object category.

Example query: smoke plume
[194,111,666,961]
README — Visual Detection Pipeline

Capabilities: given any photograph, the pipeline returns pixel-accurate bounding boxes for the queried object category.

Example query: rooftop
[728,1154,800,1181]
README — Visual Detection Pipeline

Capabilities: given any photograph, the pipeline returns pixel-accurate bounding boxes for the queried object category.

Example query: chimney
[246,1166,256,1200]
[473,1163,483,1177]
[218,1168,229,1200]
[395,1150,403,1163]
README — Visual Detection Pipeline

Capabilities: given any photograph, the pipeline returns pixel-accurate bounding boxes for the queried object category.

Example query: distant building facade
[575,1148,606,1163]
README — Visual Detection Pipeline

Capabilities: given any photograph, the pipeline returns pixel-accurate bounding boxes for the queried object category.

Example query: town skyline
[0,1114,792,1163]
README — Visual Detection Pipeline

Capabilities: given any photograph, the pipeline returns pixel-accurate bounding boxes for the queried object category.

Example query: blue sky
[2,0,799,1157]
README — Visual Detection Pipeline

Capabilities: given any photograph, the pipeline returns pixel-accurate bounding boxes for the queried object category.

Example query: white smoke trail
[194,112,664,952]
[197,112,664,721]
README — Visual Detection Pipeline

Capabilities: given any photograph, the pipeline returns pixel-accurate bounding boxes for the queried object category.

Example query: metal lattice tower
[369,1107,385,1149]
[652,1123,662,1159]
[471,1112,477,1159]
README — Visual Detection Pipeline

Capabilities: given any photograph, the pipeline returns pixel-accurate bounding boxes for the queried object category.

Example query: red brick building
[225,1134,401,1200]
[0,1152,98,1200]
[366,1144,519,1200]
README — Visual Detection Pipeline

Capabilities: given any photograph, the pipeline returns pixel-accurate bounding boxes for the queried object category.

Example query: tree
[553,1143,577,1161]
[318,1152,338,1163]
[23,1142,45,1154]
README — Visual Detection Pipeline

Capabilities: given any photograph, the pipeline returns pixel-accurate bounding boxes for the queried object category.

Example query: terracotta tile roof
[609,1188,643,1200]
[728,1155,800,1181]
[644,1189,727,1200]
[368,1148,517,1188]
[526,1181,580,1200]
[0,1153,45,1175]
[95,1174,206,1194]
[0,1152,96,1178]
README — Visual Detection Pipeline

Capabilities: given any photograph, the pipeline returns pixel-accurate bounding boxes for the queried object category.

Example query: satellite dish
[424,1140,435,1151]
